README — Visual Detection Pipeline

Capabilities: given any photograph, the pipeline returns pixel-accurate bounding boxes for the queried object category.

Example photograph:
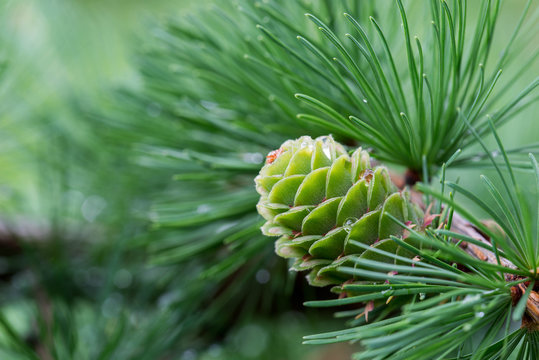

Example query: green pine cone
[255,136,423,286]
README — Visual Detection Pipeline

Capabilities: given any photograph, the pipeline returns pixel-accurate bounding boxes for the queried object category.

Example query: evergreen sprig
[290,0,539,173]
[303,125,539,358]
[116,0,539,356]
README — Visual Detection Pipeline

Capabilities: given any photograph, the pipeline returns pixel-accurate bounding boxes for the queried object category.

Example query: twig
[450,212,515,269]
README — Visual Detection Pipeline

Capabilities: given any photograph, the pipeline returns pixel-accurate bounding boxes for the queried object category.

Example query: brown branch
[451,213,539,330]
[450,213,515,269]
[524,290,539,331]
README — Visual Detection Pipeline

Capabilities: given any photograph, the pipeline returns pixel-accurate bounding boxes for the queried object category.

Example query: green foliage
[143,0,539,170]
[1,0,537,359]
[124,0,539,356]
[303,124,539,358]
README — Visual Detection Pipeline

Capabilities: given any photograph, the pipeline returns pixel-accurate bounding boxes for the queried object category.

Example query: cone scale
[255,136,423,286]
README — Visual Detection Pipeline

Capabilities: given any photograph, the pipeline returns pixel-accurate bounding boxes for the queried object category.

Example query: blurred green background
[0,1,341,359]
[0,0,537,359]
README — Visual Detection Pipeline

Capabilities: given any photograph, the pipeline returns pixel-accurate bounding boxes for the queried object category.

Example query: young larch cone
[255,135,423,286]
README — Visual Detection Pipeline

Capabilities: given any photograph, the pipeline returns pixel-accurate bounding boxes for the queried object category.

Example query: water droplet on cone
[343,217,357,233]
